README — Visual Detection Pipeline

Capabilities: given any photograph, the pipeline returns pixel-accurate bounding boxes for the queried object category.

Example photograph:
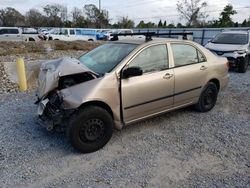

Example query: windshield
[212,33,248,45]
[79,43,138,75]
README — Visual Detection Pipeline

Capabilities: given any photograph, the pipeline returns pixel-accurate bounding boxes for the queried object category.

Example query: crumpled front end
[36,57,97,131]
[37,91,68,131]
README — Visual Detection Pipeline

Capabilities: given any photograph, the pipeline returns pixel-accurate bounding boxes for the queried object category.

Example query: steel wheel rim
[79,119,105,143]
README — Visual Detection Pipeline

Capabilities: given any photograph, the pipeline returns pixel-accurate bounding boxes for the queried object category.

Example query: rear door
[69,29,78,41]
[8,29,21,41]
[121,44,174,123]
[170,43,208,106]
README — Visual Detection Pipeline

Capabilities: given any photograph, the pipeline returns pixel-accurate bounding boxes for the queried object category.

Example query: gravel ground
[0,70,249,188]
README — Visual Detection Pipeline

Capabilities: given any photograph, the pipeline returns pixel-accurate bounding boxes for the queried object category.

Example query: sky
[0,0,249,24]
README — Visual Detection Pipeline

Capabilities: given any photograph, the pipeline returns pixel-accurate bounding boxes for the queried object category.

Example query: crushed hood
[37,57,95,98]
[205,42,248,52]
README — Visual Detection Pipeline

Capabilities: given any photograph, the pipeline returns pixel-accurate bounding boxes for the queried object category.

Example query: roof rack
[110,32,193,42]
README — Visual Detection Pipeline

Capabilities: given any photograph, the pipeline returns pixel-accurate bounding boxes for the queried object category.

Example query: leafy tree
[218,4,237,27]
[176,0,207,27]
[43,4,65,26]
[25,9,46,27]
[168,23,175,28]
[163,20,167,28]
[158,20,163,27]
[84,4,110,28]
[136,20,156,28]
[241,19,247,27]
[0,7,25,26]
[176,22,184,28]
[136,20,146,28]
[234,22,239,27]
[241,16,250,27]
[116,16,134,28]
[71,7,86,27]
[43,4,60,17]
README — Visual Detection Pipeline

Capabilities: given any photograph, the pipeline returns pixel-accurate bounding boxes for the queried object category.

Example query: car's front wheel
[195,82,218,112]
[67,106,113,153]
[238,56,249,73]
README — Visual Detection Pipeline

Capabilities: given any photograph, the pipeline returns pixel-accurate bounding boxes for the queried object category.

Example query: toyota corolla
[36,36,229,153]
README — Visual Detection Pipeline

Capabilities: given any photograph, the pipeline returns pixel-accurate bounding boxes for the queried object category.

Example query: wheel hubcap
[79,119,105,142]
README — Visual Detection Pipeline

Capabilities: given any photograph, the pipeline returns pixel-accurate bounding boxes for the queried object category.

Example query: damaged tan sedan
[36,37,229,153]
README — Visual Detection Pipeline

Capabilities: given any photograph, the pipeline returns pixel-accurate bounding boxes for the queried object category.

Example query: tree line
[0,1,249,29]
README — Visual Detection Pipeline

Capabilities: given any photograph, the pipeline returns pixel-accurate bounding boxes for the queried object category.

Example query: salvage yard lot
[0,66,249,187]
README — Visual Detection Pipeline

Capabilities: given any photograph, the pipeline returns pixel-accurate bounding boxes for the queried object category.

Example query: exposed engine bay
[36,57,98,130]
[58,72,96,89]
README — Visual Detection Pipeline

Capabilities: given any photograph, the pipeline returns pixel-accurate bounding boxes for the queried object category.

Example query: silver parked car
[37,36,229,153]
[205,30,250,73]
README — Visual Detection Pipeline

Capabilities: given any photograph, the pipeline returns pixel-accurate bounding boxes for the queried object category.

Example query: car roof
[0,27,19,29]
[113,38,188,45]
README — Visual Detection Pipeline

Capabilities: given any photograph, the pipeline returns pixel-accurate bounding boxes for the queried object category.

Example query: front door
[121,44,174,123]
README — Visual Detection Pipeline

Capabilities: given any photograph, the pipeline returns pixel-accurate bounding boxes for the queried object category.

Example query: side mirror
[122,66,143,79]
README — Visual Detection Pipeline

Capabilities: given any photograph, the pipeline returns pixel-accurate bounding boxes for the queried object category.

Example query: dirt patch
[0,41,103,56]
[0,40,102,94]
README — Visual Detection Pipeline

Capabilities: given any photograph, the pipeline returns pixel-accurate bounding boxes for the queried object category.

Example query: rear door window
[171,44,205,67]
[70,29,75,35]
[8,29,19,34]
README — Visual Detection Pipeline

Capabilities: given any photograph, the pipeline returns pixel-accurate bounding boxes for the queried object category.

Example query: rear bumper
[220,74,230,91]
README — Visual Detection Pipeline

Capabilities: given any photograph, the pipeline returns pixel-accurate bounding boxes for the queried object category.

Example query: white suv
[205,31,250,73]
[0,27,39,42]
[47,28,96,41]
[0,27,22,41]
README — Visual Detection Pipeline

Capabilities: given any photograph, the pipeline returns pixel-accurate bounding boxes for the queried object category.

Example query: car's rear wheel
[195,82,218,112]
[67,106,113,153]
[238,56,248,73]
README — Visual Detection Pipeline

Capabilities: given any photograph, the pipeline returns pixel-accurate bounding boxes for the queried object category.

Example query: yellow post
[16,58,27,92]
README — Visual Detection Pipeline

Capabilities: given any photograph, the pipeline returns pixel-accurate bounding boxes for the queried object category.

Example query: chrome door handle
[200,65,207,70]
[163,73,173,79]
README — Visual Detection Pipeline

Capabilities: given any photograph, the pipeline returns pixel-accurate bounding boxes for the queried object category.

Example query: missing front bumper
[36,92,74,131]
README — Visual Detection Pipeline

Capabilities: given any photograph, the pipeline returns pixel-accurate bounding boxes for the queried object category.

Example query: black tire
[238,56,248,73]
[195,82,218,112]
[67,106,113,153]
[29,38,35,41]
